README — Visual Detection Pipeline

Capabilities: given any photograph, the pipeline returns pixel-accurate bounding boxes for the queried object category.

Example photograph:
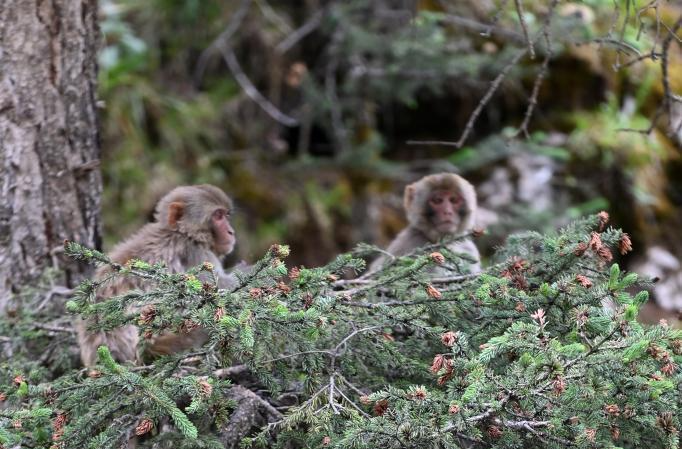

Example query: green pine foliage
[1,214,680,448]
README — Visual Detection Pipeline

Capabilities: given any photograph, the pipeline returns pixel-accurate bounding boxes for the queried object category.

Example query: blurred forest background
[96,0,682,317]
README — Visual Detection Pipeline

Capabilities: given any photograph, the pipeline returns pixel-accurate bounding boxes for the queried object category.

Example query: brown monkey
[77,185,242,366]
[370,173,481,273]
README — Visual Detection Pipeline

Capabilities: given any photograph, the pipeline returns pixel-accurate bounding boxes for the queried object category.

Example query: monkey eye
[212,209,227,220]
[430,197,443,205]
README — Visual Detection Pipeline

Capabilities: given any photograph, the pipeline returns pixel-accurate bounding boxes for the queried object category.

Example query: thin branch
[276,8,325,54]
[454,47,529,148]
[661,16,682,135]
[255,0,292,34]
[33,323,76,334]
[194,0,252,84]
[513,1,554,138]
[514,0,534,59]
[592,37,641,56]
[440,13,524,44]
[220,47,299,127]
[260,350,333,365]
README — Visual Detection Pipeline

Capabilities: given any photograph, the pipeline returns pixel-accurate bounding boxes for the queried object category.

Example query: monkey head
[404,173,477,242]
[154,185,236,256]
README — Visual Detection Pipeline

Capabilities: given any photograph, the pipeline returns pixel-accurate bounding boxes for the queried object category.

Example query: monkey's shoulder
[106,223,214,270]
[385,227,431,257]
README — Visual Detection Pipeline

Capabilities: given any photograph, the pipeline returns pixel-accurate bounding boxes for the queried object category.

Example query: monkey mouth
[435,221,458,232]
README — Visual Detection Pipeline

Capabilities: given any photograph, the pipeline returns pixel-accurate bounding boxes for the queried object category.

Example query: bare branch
[194,0,252,84]
[276,8,325,54]
[514,0,535,59]
[220,47,299,127]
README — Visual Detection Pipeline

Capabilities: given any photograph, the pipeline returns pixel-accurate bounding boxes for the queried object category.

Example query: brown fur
[77,185,240,366]
[371,173,481,273]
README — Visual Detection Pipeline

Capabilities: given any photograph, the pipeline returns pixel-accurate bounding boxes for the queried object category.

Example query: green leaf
[618,273,638,289]
[622,339,649,363]
[609,264,621,290]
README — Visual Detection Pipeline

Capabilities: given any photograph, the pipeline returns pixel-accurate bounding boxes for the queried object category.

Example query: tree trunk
[0,0,102,310]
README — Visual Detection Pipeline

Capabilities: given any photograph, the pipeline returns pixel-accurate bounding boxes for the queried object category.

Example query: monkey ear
[167,202,185,228]
[404,184,416,211]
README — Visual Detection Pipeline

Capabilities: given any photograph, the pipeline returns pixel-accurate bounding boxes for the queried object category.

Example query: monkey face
[428,189,464,234]
[211,208,236,255]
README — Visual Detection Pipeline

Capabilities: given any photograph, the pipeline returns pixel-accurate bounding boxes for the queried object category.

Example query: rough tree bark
[0,0,102,310]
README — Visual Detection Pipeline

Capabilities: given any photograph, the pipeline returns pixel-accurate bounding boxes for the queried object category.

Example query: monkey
[77,184,244,366]
[370,173,481,274]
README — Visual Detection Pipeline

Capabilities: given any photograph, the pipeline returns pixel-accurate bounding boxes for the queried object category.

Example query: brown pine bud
[648,344,664,360]
[552,376,566,396]
[143,330,153,339]
[180,320,198,334]
[604,404,620,416]
[584,428,596,442]
[426,284,442,299]
[597,246,613,262]
[574,242,588,256]
[589,232,603,251]
[487,425,502,439]
[597,211,610,231]
[277,281,292,294]
[138,305,156,325]
[671,339,682,355]
[515,302,526,312]
[448,403,460,414]
[269,244,289,258]
[302,293,314,310]
[382,332,395,342]
[661,362,676,376]
[441,331,458,347]
[13,420,22,429]
[214,307,225,321]
[623,406,635,418]
[13,375,25,386]
[530,308,547,326]
[656,412,676,434]
[327,274,339,282]
[52,413,67,434]
[619,233,632,255]
[249,288,263,299]
[373,399,389,416]
[412,387,427,400]
[359,395,371,405]
[430,354,445,373]
[568,416,580,425]
[437,372,453,386]
[198,379,213,397]
[87,370,102,379]
[201,261,214,271]
[322,436,331,446]
[430,252,445,265]
[135,418,154,436]
[610,425,620,440]
[575,274,593,288]
[288,266,301,280]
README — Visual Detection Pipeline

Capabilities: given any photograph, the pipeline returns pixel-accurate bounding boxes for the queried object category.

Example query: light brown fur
[77,185,241,366]
[371,173,481,273]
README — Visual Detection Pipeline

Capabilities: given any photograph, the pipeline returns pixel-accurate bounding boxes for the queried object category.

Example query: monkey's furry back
[76,222,224,366]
